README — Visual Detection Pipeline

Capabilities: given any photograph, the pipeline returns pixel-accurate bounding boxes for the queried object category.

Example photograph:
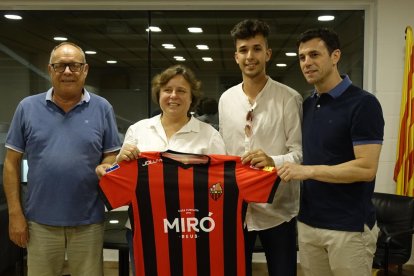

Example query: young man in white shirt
[219,19,303,276]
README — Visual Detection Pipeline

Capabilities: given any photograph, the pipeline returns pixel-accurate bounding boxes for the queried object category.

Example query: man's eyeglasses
[50,63,85,73]
[244,108,254,153]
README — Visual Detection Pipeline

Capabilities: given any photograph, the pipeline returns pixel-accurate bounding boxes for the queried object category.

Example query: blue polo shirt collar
[46,88,90,104]
[311,75,352,99]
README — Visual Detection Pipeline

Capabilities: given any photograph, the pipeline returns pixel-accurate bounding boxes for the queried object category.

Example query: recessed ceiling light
[53,36,67,41]
[162,43,176,49]
[285,52,297,57]
[276,63,287,67]
[85,50,97,55]
[318,15,335,21]
[4,14,22,20]
[107,60,117,64]
[188,27,203,33]
[202,57,213,62]
[109,220,119,224]
[174,56,186,61]
[146,26,162,32]
[196,45,209,50]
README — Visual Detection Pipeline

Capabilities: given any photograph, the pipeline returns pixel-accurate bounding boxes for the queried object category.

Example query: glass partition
[0,10,364,135]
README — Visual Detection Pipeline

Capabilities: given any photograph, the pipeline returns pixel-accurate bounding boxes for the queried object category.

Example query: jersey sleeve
[235,162,280,203]
[99,160,138,210]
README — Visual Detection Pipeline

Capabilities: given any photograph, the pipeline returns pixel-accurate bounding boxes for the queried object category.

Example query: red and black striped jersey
[99,151,280,276]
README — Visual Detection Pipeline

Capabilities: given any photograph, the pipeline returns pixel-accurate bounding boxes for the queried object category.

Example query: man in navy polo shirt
[3,42,121,276]
[279,28,384,276]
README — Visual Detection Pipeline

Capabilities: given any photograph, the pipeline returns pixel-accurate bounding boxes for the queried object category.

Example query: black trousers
[244,218,297,276]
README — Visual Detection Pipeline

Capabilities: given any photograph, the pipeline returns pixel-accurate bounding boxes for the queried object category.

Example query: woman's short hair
[151,64,202,114]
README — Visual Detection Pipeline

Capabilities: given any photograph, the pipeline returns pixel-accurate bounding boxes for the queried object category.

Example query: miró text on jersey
[163,212,215,233]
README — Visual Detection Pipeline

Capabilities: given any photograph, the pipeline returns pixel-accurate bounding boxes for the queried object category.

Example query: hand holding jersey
[96,143,141,179]
[117,143,141,163]
[241,149,276,169]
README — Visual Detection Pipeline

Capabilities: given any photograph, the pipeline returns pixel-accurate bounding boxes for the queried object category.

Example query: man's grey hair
[49,42,86,64]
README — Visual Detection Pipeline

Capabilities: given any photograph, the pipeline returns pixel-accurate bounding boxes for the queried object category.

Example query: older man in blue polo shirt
[3,42,121,276]
[279,28,384,276]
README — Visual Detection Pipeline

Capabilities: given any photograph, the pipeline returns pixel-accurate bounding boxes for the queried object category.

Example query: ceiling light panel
[4,14,22,20]
[174,56,185,61]
[53,36,67,41]
[318,15,335,21]
[188,27,203,33]
[146,26,162,32]
[196,45,209,50]
[162,44,176,49]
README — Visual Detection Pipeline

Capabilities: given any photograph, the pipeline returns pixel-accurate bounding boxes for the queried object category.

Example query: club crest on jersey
[209,183,223,201]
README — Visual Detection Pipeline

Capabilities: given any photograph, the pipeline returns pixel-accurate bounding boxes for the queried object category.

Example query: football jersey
[99,151,280,276]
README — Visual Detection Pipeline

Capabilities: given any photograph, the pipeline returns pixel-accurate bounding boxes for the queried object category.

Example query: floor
[2,259,414,276]
[250,263,414,276]
[103,264,414,276]
[101,261,298,276]
[92,263,414,276]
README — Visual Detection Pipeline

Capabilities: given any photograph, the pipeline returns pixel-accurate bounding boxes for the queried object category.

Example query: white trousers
[298,221,379,276]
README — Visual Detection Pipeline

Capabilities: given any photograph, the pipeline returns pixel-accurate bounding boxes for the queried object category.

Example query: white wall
[374,0,414,264]
[374,0,413,194]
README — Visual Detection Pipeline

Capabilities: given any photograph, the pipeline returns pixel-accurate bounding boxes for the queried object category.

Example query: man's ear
[331,49,341,66]
[47,64,54,76]
[266,48,272,62]
[80,63,89,78]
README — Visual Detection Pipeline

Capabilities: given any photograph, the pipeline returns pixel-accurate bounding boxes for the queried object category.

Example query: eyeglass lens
[52,63,84,73]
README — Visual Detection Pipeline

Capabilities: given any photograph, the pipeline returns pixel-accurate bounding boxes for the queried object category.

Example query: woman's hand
[116,144,141,163]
